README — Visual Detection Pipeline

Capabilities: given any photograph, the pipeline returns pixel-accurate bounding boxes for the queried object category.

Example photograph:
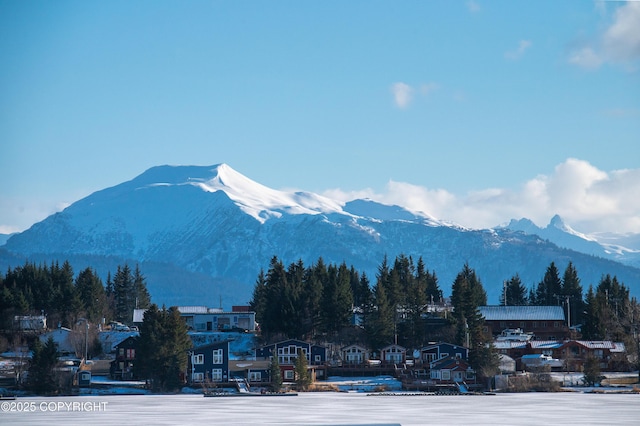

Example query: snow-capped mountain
[3,164,640,306]
[504,215,640,268]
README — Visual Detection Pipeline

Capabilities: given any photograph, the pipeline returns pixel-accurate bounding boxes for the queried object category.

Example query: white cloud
[390,81,439,109]
[568,46,604,69]
[603,1,640,62]
[0,197,69,234]
[505,40,532,60]
[325,158,640,234]
[569,1,640,70]
[467,1,481,13]
[391,82,413,108]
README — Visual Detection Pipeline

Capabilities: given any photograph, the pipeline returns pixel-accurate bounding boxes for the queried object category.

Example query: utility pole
[503,280,508,306]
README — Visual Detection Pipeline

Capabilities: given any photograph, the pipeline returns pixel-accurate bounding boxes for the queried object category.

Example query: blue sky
[1,1,639,234]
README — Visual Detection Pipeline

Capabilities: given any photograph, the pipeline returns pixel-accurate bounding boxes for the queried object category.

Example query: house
[187,340,230,384]
[229,360,271,383]
[99,331,140,354]
[429,357,475,384]
[13,315,47,331]
[110,336,138,380]
[341,344,369,365]
[256,339,328,382]
[559,340,627,371]
[380,344,406,365]
[134,306,256,332]
[479,305,569,340]
[418,342,468,365]
[494,339,629,371]
[39,327,75,356]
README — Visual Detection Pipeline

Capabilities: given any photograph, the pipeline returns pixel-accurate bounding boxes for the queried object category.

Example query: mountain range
[2,163,639,307]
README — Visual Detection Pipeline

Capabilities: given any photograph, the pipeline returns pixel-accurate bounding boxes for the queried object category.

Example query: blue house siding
[257,339,327,366]
[188,340,230,384]
[419,342,469,366]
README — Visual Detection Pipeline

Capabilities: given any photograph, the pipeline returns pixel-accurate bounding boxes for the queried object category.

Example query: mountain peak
[133,164,344,224]
[549,214,566,229]
[504,218,541,234]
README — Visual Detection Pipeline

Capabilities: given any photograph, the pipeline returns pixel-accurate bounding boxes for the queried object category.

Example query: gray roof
[479,306,565,321]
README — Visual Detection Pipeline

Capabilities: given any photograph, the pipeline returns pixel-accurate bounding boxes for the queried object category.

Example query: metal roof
[573,341,626,352]
[529,340,563,349]
[479,305,565,321]
[493,341,527,350]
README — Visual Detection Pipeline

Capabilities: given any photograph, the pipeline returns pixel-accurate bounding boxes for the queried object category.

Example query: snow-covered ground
[2,392,639,425]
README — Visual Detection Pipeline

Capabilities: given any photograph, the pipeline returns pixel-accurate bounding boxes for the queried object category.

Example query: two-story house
[110,336,138,380]
[479,305,569,340]
[187,340,231,384]
[256,339,328,382]
[418,342,469,365]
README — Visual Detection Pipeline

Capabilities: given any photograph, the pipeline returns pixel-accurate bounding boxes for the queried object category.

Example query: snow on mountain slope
[504,215,640,267]
[4,163,640,306]
[342,199,446,227]
[187,164,345,222]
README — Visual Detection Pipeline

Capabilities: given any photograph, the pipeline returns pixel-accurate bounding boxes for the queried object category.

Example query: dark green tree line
[0,261,151,329]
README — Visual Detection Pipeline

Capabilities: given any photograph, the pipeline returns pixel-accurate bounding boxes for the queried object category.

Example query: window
[278,346,306,365]
[192,372,204,382]
[119,348,124,357]
[594,349,604,359]
[126,349,135,359]
[554,322,560,328]
[346,352,362,363]
[212,349,223,364]
[314,355,321,364]
[284,370,294,380]
[211,369,223,381]
[442,370,451,380]
[193,354,204,365]
[249,371,262,382]
[424,353,437,363]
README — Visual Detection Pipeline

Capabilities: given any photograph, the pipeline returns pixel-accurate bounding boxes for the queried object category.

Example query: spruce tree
[450,264,497,384]
[534,262,562,306]
[136,304,191,392]
[320,263,353,336]
[581,285,603,340]
[133,264,151,309]
[500,274,528,306]
[367,278,394,350]
[561,262,583,328]
[75,267,108,324]
[27,336,59,394]
[270,355,283,392]
[113,265,134,323]
[294,348,311,390]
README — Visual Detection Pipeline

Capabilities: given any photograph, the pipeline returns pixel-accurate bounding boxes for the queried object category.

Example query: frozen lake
[2,392,639,425]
